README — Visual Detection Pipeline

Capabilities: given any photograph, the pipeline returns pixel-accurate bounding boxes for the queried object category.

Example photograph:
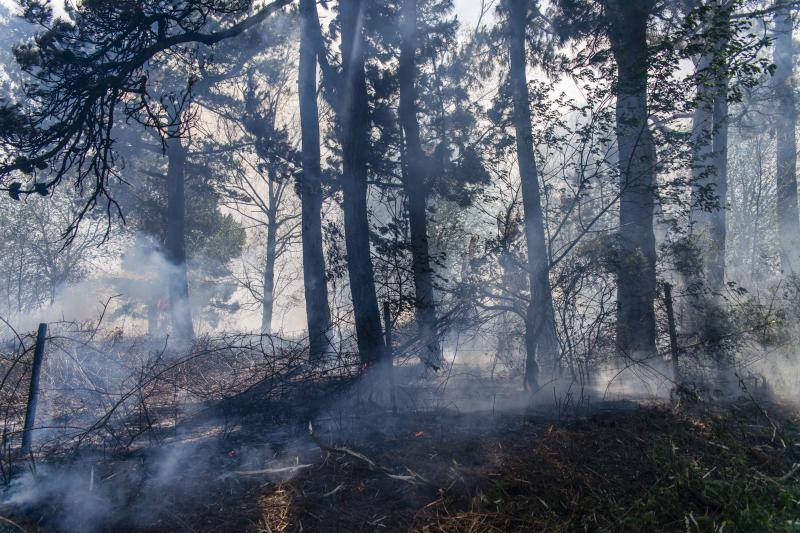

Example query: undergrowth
[426,401,800,532]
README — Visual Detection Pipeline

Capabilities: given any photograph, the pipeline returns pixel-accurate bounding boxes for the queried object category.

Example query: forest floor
[2,394,800,532]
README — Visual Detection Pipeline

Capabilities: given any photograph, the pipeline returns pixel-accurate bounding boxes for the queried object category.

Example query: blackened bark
[774,0,800,274]
[399,0,442,368]
[507,0,560,388]
[339,0,385,363]
[299,0,332,358]
[164,135,195,342]
[607,0,658,357]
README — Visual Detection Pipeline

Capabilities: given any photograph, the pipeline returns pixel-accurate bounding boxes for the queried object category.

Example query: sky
[1,0,493,24]
[453,0,496,28]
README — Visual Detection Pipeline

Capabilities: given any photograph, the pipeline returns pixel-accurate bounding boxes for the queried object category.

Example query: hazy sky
[0,0,497,25]
[453,0,494,27]
[2,0,495,23]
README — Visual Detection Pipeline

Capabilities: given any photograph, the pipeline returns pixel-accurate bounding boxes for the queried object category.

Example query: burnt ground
[1,396,799,532]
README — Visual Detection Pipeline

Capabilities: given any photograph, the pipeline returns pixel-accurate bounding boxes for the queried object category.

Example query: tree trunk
[262,181,278,334]
[147,299,159,336]
[398,0,442,369]
[707,4,730,293]
[678,1,737,394]
[339,0,385,363]
[507,0,560,388]
[774,0,800,275]
[689,2,731,287]
[690,48,714,258]
[607,0,658,357]
[164,135,195,342]
[299,0,332,358]
[687,47,714,335]
[689,2,733,387]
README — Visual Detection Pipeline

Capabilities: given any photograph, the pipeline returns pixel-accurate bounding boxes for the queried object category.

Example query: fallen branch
[235,464,313,476]
[308,422,427,485]
[777,463,800,483]
[323,482,346,497]
[0,515,26,532]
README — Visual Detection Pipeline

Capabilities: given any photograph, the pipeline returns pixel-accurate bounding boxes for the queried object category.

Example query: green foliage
[622,432,800,532]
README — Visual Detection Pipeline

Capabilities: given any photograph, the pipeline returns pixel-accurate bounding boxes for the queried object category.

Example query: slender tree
[686,1,723,360]
[299,0,333,357]
[398,0,442,368]
[339,0,385,363]
[708,1,731,292]
[689,3,715,293]
[774,0,800,275]
[506,0,560,387]
[236,106,297,334]
[689,1,731,294]
[164,127,196,341]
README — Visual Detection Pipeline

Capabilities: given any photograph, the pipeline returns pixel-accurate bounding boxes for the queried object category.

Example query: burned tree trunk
[165,135,195,342]
[399,0,442,369]
[774,0,800,275]
[299,0,332,358]
[21,323,47,456]
[339,0,385,363]
[607,0,658,357]
[507,0,560,388]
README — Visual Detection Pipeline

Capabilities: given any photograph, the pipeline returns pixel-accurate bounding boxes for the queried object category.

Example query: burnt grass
[3,398,800,532]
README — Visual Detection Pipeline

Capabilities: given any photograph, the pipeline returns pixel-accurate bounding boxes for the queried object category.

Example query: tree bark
[707,4,730,292]
[299,0,332,358]
[689,47,714,261]
[398,0,442,368]
[607,0,658,357]
[262,179,278,334]
[507,0,560,388]
[686,2,733,387]
[774,0,800,275]
[164,135,195,342]
[689,1,729,295]
[339,0,385,363]
[687,47,714,335]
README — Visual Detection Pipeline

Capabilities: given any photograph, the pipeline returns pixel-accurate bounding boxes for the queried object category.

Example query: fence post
[21,323,47,456]
[382,302,397,415]
[662,284,681,385]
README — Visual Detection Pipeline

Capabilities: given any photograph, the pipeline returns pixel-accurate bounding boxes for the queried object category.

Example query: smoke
[1,234,247,338]
[4,462,116,532]
[591,356,675,401]
[2,421,320,532]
